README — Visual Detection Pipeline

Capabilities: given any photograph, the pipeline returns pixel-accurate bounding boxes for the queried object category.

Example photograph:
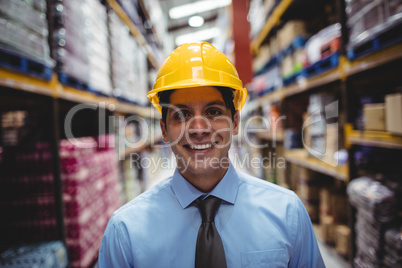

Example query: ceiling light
[175,27,221,45]
[188,16,204,27]
[169,0,232,19]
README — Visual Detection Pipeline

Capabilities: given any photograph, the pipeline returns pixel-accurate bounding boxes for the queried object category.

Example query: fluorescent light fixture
[175,27,221,45]
[188,16,205,27]
[169,0,232,19]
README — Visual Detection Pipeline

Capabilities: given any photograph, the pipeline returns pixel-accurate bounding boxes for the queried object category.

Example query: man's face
[160,86,240,177]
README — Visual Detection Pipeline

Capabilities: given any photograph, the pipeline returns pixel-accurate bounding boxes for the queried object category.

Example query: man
[98,42,325,267]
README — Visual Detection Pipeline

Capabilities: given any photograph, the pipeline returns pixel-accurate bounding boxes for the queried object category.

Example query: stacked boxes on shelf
[347,177,398,267]
[278,20,309,84]
[142,0,169,61]
[361,92,402,134]
[120,157,142,203]
[0,0,52,79]
[302,23,341,78]
[383,227,402,267]
[141,146,174,191]
[0,110,58,249]
[53,0,112,95]
[0,241,68,268]
[117,0,144,34]
[250,61,282,96]
[346,0,402,59]
[1,111,42,147]
[304,93,338,164]
[292,166,320,222]
[249,0,279,39]
[116,117,144,203]
[334,224,351,258]
[0,0,50,63]
[250,19,342,96]
[250,33,282,96]
[363,103,386,131]
[60,134,121,268]
[385,93,402,135]
[108,10,149,105]
[319,187,349,246]
[86,0,112,96]
[0,142,58,249]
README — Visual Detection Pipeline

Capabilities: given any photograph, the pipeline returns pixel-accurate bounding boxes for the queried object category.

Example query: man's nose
[188,116,211,136]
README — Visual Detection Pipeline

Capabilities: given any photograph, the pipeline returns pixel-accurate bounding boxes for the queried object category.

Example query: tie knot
[195,196,222,223]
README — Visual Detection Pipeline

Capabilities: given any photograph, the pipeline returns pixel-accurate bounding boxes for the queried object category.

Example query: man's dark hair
[158,87,236,127]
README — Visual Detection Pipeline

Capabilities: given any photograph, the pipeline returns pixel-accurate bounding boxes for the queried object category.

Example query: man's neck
[179,166,229,193]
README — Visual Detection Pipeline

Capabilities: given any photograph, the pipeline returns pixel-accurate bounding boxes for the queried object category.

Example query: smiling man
[98,42,325,268]
[160,86,239,193]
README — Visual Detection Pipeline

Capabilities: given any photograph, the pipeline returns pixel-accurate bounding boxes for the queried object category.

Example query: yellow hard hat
[148,42,247,113]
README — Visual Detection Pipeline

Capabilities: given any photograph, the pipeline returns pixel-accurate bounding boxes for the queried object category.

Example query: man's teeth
[189,143,213,150]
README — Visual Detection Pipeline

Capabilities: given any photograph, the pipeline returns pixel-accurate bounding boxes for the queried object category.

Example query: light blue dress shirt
[98,163,325,267]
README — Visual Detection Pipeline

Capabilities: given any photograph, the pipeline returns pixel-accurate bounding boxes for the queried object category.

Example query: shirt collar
[171,162,239,209]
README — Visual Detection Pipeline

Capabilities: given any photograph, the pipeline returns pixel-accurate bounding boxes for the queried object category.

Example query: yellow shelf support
[346,128,402,150]
[0,67,157,117]
[257,43,402,106]
[255,130,284,142]
[0,68,58,97]
[343,42,402,76]
[284,149,348,181]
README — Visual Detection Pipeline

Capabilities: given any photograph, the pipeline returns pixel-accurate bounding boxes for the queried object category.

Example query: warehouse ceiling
[158,0,232,45]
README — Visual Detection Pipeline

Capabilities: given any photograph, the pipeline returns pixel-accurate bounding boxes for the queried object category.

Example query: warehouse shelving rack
[249,0,402,263]
[0,0,162,263]
[251,17,402,184]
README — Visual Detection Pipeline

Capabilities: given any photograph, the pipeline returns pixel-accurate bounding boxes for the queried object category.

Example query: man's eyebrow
[169,104,190,110]
[205,101,226,107]
[169,101,225,110]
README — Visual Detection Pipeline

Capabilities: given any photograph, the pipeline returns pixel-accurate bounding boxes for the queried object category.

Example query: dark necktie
[194,195,227,268]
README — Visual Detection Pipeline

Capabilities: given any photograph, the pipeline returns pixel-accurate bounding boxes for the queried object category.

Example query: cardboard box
[270,35,280,57]
[320,215,336,245]
[253,44,271,72]
[275,145,288,188]
[319,188,331,222]
[385,93,402,135]
[293,48,306,73]
[363,103,386,131]
[281,54,294,78]
[335,225,351,257]
[319,187,348,224]
[278,20,307,50]
[323,123,338,165]
[331,193,348,223]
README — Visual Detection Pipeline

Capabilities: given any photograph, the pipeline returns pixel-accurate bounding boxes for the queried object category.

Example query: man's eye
[174,111,190,120]
[207,109,222,116]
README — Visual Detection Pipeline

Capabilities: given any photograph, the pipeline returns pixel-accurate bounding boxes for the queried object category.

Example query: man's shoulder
[111,176,173,221]
[237,170,297,200]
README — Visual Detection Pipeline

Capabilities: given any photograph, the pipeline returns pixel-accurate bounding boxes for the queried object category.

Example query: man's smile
[183,142,218,152]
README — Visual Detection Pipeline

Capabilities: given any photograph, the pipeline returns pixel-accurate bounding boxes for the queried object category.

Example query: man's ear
[233,111,240,135]
[160,119,169,143]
